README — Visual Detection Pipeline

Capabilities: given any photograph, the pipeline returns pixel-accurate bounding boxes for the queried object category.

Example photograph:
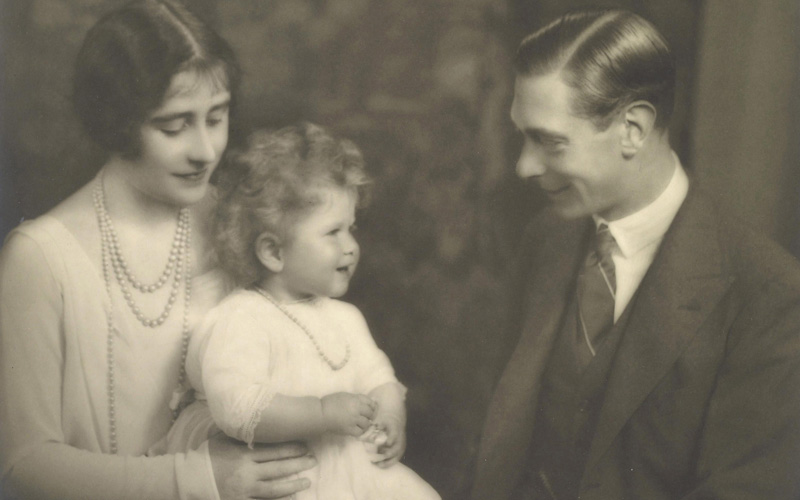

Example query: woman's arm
[0,231,213,500]
[0,231,314,500]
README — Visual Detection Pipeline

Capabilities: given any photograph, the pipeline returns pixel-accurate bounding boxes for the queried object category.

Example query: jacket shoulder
[715,209,800,298]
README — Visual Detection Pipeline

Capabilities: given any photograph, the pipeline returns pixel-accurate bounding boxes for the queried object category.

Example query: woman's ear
[620,100,657,158]
[255,232,284,273]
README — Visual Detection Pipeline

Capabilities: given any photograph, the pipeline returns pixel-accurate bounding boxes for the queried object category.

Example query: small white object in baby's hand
[361,422,388,459]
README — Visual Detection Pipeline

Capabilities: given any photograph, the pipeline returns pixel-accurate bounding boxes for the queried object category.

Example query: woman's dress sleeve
[0,231,219,500]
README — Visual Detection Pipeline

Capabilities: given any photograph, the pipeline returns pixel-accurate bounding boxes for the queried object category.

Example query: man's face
[510,72,637,220]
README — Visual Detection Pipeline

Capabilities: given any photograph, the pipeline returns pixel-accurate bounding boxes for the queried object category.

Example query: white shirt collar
[593,152,689,259]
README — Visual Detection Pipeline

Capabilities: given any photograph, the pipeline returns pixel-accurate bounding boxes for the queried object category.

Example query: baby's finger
[250,441,309,463]
[250,476,311,498]
[357,416,373,431]
[358,402,376,418]
[359,395,378,413]
[383,424,398,443]
[349,423,369,437]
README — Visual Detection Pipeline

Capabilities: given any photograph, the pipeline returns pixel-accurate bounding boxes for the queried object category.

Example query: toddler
[167,123,440,500]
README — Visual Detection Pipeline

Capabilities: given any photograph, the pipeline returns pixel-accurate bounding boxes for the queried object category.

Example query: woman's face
[124,70,231,208]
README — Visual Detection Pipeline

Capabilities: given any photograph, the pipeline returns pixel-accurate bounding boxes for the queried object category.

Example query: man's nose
[516,142,546,178]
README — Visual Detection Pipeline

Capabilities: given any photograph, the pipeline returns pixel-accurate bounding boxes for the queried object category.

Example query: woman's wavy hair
[515,10,675,131]
[214,123,370,287]
[72,0,241,157]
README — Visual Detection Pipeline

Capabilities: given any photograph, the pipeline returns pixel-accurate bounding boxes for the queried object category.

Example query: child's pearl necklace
[93,177,192,454]
[255,288,350,371]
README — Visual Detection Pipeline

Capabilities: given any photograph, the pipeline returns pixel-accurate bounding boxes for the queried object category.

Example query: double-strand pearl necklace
[255,288,350,371]
[93,177,192,454]
[95,186,190,328]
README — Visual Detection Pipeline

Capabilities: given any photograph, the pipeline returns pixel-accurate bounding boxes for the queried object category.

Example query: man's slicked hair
[515,10,675,130]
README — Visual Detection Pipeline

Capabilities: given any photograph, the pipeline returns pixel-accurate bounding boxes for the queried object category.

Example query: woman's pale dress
[0,215,226,500]
[168,289,440,500]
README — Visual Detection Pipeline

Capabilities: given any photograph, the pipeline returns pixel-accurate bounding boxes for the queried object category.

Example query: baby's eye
[349,224,359,233]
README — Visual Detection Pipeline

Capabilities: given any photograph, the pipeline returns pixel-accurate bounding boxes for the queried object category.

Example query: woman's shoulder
[3,190,92,261]
[44,178,99,242]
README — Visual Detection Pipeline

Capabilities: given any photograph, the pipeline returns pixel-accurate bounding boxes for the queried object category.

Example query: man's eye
[539,137,566,151]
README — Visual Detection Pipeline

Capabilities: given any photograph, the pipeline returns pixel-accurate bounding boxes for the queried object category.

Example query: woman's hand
[370,414,406,468]
[321,392,377,436]
[208,433,316,500]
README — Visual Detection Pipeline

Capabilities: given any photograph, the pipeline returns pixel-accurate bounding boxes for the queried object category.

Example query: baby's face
[278,186,360,300]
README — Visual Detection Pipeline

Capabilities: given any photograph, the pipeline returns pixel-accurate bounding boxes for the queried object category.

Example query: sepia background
[1,0,798,497]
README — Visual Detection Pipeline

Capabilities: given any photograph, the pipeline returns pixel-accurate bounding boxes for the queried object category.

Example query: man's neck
[601,140,676,222]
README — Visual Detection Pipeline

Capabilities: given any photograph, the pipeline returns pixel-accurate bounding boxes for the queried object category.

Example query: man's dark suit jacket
[471,186,800,500]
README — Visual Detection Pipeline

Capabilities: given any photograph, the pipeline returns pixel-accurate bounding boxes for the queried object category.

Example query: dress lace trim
[240,385,278,448]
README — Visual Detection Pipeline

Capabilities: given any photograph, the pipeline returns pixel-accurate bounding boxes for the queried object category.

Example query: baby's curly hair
[214,122,370,287]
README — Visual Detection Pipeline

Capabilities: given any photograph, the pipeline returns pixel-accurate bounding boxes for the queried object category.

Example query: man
[471,9,800,500]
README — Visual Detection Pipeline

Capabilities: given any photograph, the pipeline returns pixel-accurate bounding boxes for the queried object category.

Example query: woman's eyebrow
[149,99,231,123]
[150,111,192,124]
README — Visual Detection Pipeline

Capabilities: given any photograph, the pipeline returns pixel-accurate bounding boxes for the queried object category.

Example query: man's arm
[684,279,800,499]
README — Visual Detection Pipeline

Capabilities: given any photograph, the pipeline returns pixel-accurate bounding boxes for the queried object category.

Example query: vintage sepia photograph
[1,1,798,499]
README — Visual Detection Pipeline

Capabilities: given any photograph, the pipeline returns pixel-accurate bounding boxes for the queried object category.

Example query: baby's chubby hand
[365,413,406,468]
[321,392,377,437]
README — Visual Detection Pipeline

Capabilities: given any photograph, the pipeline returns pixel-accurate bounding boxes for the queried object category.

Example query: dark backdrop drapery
[2,1,798,498]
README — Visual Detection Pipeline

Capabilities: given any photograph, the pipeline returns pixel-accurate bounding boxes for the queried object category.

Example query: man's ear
[255,232,284,273]
[620,100,657,158]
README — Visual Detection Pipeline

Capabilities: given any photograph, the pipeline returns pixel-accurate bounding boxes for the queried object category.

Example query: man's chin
[550,202,590,220]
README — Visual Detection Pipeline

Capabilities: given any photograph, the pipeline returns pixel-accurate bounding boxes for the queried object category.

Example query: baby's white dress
[168,289,440,500]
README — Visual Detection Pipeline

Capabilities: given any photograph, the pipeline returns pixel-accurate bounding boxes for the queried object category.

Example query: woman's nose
[188,126,217,164]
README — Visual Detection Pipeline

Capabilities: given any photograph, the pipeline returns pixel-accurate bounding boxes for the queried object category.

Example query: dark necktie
[576,223,617,369]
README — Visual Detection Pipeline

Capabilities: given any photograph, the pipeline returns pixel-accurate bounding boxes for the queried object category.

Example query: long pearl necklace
[93,177,192,454]
[254,288,350,371]
[95,186,190,328]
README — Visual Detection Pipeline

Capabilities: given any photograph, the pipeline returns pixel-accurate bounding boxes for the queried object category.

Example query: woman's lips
[174,169,207,181]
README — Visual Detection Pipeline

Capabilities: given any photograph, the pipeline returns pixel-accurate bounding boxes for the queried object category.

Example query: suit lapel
[585,189,735,471]
[473,213,590,500]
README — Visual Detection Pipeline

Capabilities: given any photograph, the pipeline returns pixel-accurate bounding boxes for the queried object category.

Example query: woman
[0,1,315,498]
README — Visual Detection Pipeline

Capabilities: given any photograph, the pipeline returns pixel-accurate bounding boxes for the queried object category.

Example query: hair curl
[514,10,675,130]
[72,0,241,156]
[214,123,370,287]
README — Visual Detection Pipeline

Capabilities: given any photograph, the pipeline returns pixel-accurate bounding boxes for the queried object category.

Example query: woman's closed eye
[159,118,189,136]
[206,107,229,127]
